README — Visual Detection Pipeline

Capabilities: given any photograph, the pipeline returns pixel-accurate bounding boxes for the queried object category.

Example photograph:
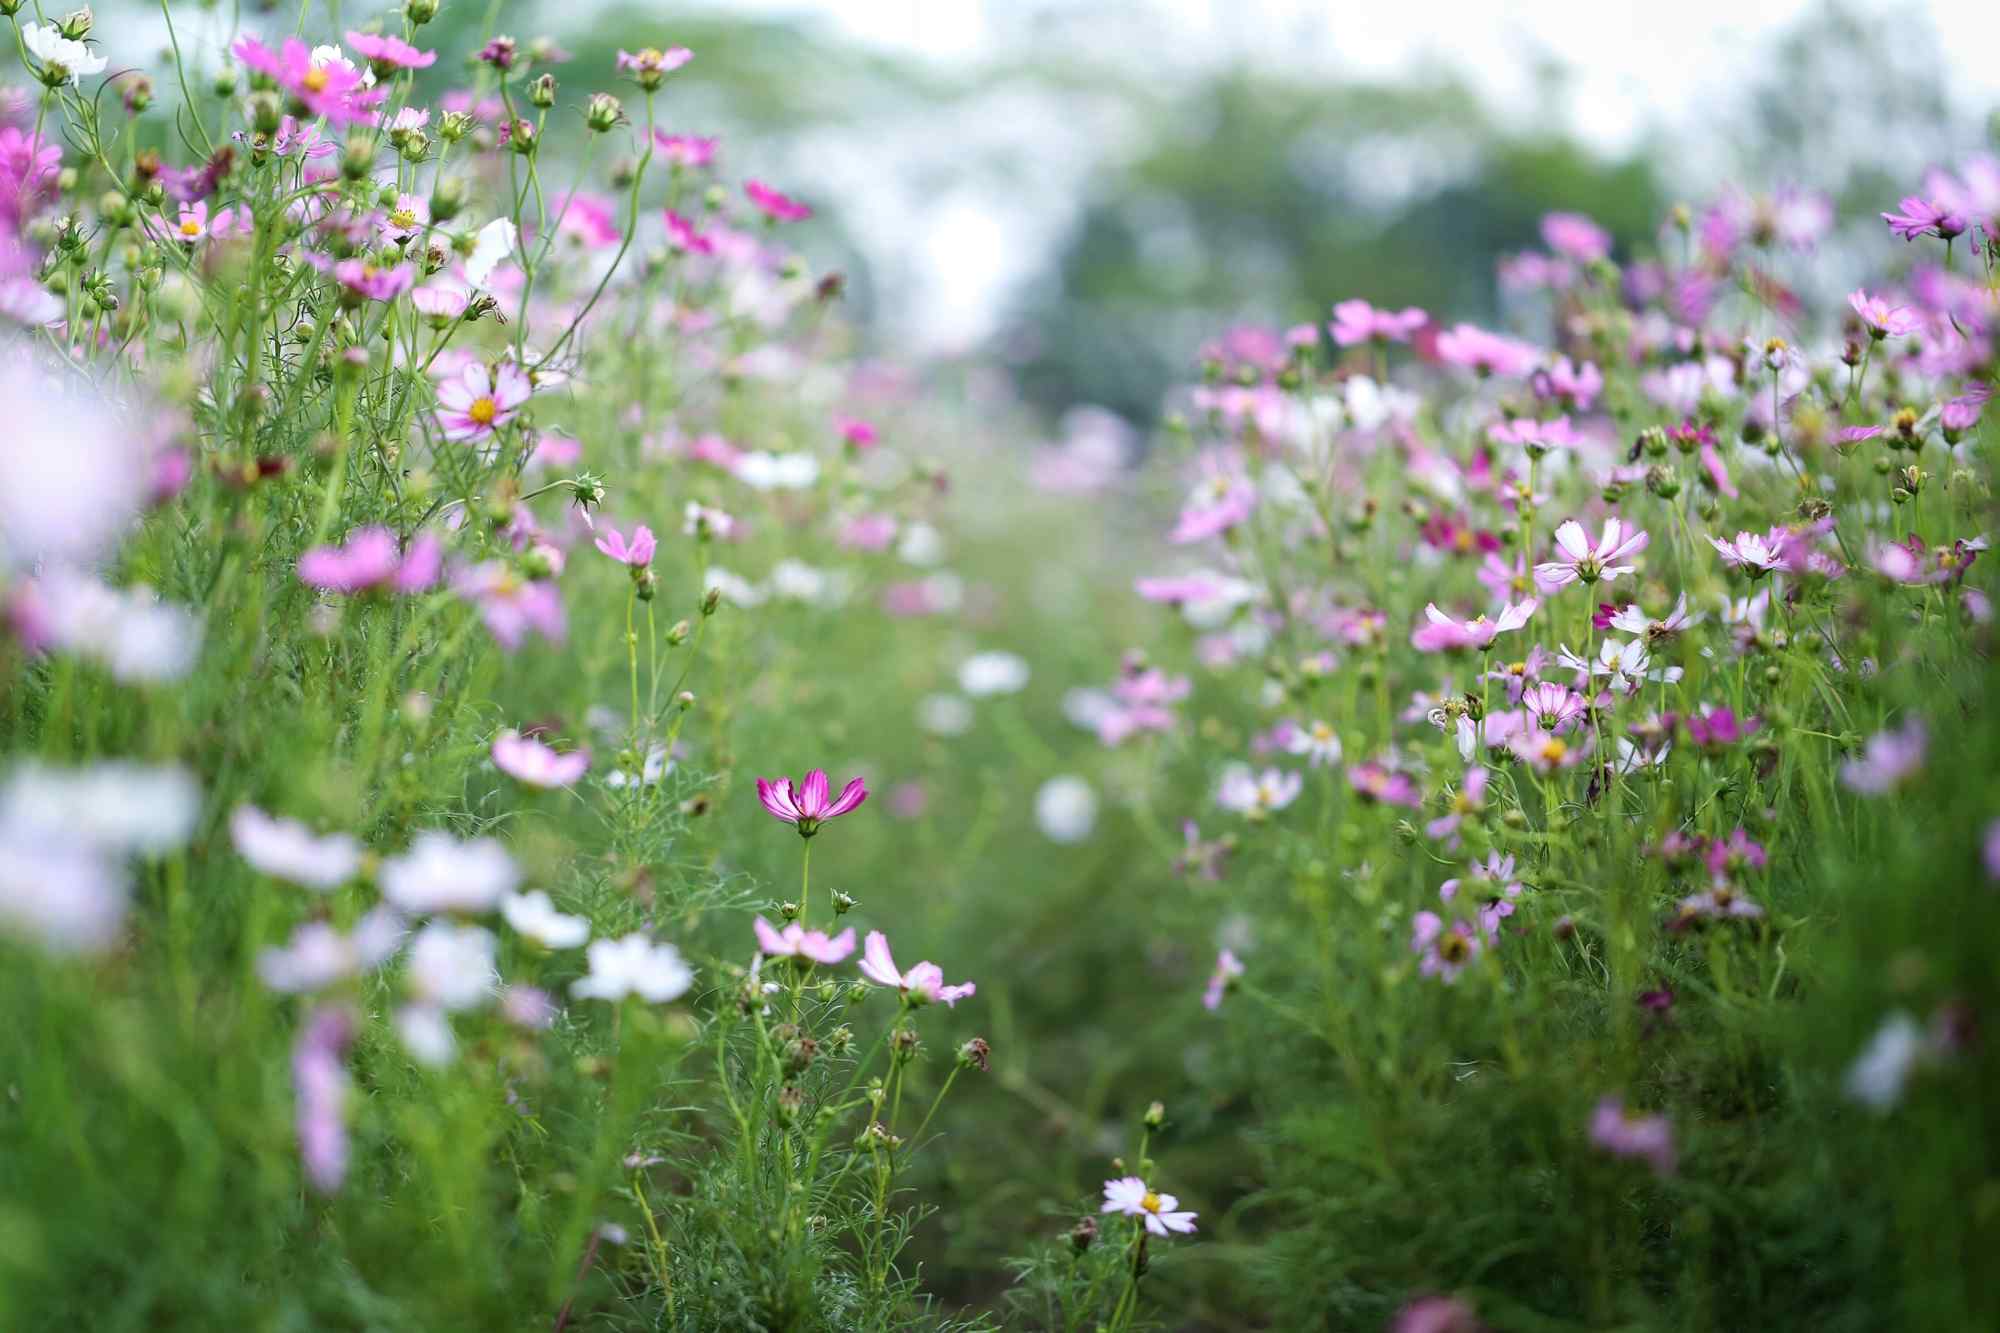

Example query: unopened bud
[528,73,557,109]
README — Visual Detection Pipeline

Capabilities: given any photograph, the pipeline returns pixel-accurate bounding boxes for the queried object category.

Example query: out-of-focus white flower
[0,836,127,954]
[0,760,199,855]
[733,451,819,491]
[230,805,363,891]
[501,890,590,949]
[897,522,945,566]
[769,559,849,605]
[959,651,1030,697]
[27,570,202,682]
[0,364,148,573]
[465,218,518,289]
[395,1004,457,1066]
[379,831,518,915]
[603,745,672,789]
[571,934,694,1003]
[405,921,498,1011]
[257,908,407,993]
[1034,775,1098,844]
[917,693,975,737]
[1844,1011,1927,1113]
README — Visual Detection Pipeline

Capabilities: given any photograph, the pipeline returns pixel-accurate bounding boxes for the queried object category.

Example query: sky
[681,0,2000,350]
[697,0,2000,153]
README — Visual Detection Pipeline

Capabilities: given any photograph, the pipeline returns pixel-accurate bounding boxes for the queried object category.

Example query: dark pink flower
[233,36,385,127]
[756,769,868,836]
[744,179,812,223]
[1882,196,1968,242]
[299,527,441,594]
[593,524,656,567]
[1434,323,1541,377]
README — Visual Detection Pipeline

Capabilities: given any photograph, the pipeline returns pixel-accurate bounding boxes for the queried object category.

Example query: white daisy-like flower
[1100,1176,1198,1237]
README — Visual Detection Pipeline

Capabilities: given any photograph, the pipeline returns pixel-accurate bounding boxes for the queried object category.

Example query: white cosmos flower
[0,761,200,856]
[571,934,694,1004]
[0,835,127,954]
[733,451,820,491]
[465,218,518,290]
[917,694,975,737]
[379,831,519,915]
[1034,775,1098,844]
[1844,1012,1928,1113]
[405,921,498,1011]
[958,651,1030,697]
[256,908,407,993]
[28,570,202,683]
[501,890,591,949]
[230,805,363,891]
[0,363,147,573]
[23,23,107,83]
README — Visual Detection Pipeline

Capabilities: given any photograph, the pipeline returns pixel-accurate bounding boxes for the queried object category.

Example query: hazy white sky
[698,0,2000,153]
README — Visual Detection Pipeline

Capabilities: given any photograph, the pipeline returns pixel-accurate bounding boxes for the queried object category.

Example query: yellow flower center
[178,219,202,237]
[1139,1192,1163,1214]
[468,396,498,425]
[1438,933,1470,964]
[1453,529,1474,553]
[1538,737,1568,764]
[302,67,331,93]
[1506,661,1527,677]
[1310,723,1335,743]
[390,207,417,229]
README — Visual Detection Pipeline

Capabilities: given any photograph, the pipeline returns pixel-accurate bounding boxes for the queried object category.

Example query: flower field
[2,5,1998,1331]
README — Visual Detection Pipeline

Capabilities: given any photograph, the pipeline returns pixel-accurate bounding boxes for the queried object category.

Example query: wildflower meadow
[2,3,1998,1330]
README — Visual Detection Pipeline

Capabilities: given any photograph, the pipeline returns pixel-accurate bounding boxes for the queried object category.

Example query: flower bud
[958,1038,991,1072]
[405,0,441,23]
[890,1028,921,1065]
[340,134,375,181]
[120,73,154,114]
[1070,1216,1098,1253]
[775,1083,804,1125]
[701,586,722,616]
[585,92,622,133]
[666,618,690,645]
[830,890,855,915]
[59,7,93,39]
[439,110,474,143]
[528,73,557,109]
[675,690,695,711]
[1143,1100,1166,1129]
[506,118,538,156]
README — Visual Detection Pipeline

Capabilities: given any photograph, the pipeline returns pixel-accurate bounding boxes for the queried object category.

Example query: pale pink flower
[1411,599,1537,652]
[753,915,857,965]
[594,524,657,567]
[230,805,362,890]
[453,562,566,650]
[435,361,532,443]
[1329,298,1426,346]
[1590,1095,1676,1176]
[1536,518,1648,591]
[1435,323,1541,377]
[858,930,976,1006]
[1411,911,1481,982]
[298,527,443,594]
[1840,720,1926,795]
[492,730,589,788]
[1202,948,1244,1011]
[345,30,437,74]
[1848,288,1922,339]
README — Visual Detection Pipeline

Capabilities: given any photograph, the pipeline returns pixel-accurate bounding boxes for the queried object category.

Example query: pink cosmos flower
[1202,948,1244,1011]
[593,524,656,567]
[663,208,713,254]
[1589,1096,1676,1177]
[1425,766,1489,845]
[744,179,812,223]
[1682,706,1759,750]
[452,562,566,650]
[1540,210,1611,262]
[1510,727,1591,774]
[1411,599,1537,652]
[1441,851,1525,937]
[1434,323,1541,377]
[1705,828,1767,877]
[333,258,414,303]
[1708,528,1789,575]
[1881,196,1967,242]
[1101,1176,1198,1236]
[1840,720,1926,795]
[1537,357,1602,411]
[1348,760,1421,808]
[412,284,469,322]
[1329,298,1426,346]
[753,916,857,965]
[1171,459,1256,544]
[170,201,210,243]
[1411,911,1482,982]
[232,36,385,127]
[1392,1295,1485,1333]
[836,415,879,449]
[652,132,718,168]
[1677,880,1764,923]
[756,769,868,836]
[293,1005,357,1193]
[299,527,442,594]
[1217,764,1303,816]
[616,46,693,79]
[345,30,437,74]
[1535,518,1649,590]
[857,930,975,1006]
[436,361,532,443]
[491,730,590,788]
[1521,681,1586,733]
[1848,288,1923,339]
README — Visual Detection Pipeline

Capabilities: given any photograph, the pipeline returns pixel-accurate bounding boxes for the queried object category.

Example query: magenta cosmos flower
[436,361,532,443]
[652,132,718,168]
[299,527,441,594]
[858,930,975,1006]
[1434,322,1541,377]
[744,179,813,223]
[491,730,590,788]
[1881,195,1967,242]
[452,562,565,651]
[1589,1095,1676,1177]
[1329,298,1426,346]
[756,769,868,836]
[1101,1176,1197,1237]
[753,916,857,965]
[1840,719,1926,795]
[1535,517,1649,591]
[594,524,656,567]
[344,30,437,76]
[1411,910,1482,982]
[1540,210,1611,262]
[334,258,415,304]
[233,36,384,126]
